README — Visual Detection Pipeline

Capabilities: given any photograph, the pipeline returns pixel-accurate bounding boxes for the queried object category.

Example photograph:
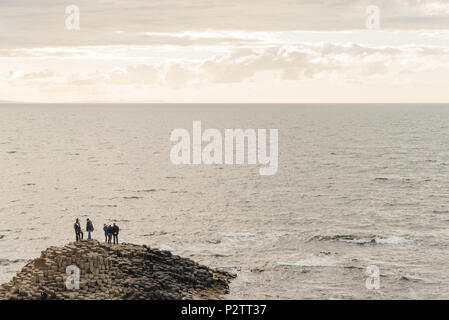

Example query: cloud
[0,48,88,57]
[197,43,449,83]
[108,65,161,85]
[2,0,449,49]
[3,42,449,91]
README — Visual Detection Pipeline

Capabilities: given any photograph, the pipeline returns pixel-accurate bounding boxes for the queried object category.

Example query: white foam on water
[159,245,173,252]
[338,235,412,245]
[375,236,411,245]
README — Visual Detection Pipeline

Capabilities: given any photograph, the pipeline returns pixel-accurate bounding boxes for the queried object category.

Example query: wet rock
[0,240,235,300]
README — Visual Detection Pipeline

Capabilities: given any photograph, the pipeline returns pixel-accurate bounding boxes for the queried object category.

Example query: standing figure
[107,225,113,244]
[112,223,120,245]
[74,219,82,242]
[86,218,94,239]
[103,224,108,242]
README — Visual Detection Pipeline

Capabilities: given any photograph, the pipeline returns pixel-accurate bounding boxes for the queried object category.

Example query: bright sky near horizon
[1,0,449,103]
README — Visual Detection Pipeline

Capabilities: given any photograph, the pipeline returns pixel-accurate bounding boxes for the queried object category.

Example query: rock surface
[0,240,235,300]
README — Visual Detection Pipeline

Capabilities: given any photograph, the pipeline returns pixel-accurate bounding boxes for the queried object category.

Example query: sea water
[1,103,449,299]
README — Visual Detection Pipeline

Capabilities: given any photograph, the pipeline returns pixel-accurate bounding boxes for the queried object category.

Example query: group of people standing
[73,218,120,244]
[103,223,120,244]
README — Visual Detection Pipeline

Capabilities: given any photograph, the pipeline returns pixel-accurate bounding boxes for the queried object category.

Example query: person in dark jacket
[112,223,119,245]
[103,224,108,242]
[86,218,94,239]
[107,225,112,244]
[74,219,82,242]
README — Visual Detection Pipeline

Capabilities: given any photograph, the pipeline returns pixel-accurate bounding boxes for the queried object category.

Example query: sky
[1,0,449,103]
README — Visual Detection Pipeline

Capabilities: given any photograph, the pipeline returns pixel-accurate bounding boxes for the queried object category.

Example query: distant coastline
[0,100,22,104]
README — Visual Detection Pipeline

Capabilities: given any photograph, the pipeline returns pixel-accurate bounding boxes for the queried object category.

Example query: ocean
[1,103,449,299]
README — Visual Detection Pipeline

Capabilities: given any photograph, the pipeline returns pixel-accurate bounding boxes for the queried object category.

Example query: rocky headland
[0,240,235,300]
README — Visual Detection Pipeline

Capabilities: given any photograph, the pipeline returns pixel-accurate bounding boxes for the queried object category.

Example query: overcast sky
[1,0,449,102]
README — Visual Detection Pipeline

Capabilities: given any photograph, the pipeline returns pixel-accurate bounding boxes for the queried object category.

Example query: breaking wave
[311,234,412,245]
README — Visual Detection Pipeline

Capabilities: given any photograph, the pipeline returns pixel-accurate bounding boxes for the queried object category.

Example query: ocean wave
[310,234,361,242]
[278,256,336,267]
[219,232,256,238]
[0,258,31,266]
[374,236,411,244]
[432,210,449,214]
[311,234,411,245]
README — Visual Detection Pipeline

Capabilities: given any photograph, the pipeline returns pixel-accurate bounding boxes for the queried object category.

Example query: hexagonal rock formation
[0,240,235,300]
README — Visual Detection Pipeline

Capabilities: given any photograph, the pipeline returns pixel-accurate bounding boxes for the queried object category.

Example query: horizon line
[2,102,449,105]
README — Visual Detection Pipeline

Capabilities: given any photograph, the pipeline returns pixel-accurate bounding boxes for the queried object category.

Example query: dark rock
[0,240,234,300]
